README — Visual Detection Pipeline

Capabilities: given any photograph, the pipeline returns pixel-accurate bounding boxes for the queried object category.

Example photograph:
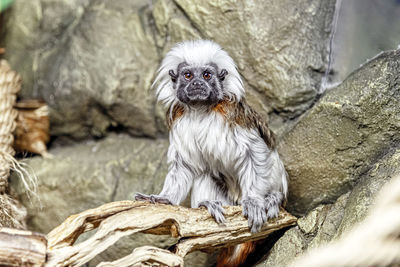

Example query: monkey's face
[169,63,228,106]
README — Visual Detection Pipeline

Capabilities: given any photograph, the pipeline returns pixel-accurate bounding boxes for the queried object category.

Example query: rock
[169,0,336,115]
[257,147,400,266]
[256,226,306,267]
[2,0,337,140]
[256,193,348,267]
[2,0,160,139]
[10,134,212,266]
[12,134,169,231]
[334,148,400,238]
[279,49,400,215]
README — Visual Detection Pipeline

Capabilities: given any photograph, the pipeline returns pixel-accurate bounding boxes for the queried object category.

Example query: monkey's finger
[150,195,172,205]
[213,210,226,223]
[251,221,260,233]
[257,207,266,230]
[215,203,225,215]
[247,208,255,230]
[242,203,249,217]
[251,211,262,232]
[261,208,268,223]
[134,192,152,202]
[266,205,279,219]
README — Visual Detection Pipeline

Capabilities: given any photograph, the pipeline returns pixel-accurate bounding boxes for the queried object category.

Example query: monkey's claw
[134,192,172,205]
[198,200,226,223]
[242,197,267,233]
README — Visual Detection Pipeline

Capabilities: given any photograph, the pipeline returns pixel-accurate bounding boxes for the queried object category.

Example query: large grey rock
[2,0,337,140]
[2,0,160,139]
[334,148,400,238]
[10,134,212,266]
[12,134,169,231]
[279,49,400,215]
[256,193,349,267]
[257,147,400,266]
[171,0,336,114]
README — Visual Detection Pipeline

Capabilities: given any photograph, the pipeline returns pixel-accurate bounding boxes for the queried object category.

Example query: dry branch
[46,201,297,267]
[97,246,184,267]
[0,227,47,266]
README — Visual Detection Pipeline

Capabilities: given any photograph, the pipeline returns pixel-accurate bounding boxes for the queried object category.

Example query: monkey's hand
[198,200,226,223]
[242,197,267,233]
[134,192,172,205]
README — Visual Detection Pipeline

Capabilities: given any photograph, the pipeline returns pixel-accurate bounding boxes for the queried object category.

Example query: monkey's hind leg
[134,192,172,205]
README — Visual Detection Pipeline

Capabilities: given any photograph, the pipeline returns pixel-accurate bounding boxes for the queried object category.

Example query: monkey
[135,40,288,266]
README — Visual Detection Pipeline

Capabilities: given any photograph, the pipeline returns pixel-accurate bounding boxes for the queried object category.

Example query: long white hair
[153,40,244,107]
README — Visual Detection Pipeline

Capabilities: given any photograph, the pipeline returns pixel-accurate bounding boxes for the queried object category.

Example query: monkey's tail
[217,241,256,267]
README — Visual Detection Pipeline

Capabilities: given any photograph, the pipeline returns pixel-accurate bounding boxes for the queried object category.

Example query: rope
[0,59,20,193]
[290,173,400,267]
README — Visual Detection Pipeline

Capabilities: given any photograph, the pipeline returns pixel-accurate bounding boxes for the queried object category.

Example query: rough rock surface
[2,0,336,139]
[171,0,336,114]
[279,49,400,215]
[2,0,160,139]
[10,134,213,267]
[257,147,400,266]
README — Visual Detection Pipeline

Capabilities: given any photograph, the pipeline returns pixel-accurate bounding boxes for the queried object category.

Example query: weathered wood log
[0,227,47,266]
[97,246,184,267]
[46,201,296,267]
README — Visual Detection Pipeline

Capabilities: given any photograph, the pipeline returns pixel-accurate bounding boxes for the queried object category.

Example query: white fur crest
[153,40,244,106]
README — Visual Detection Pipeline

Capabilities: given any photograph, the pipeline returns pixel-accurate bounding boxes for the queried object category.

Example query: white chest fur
[170,110,239,174]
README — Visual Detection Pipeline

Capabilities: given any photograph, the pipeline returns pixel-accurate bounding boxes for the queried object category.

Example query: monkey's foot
[134,193,172,205]
[265,192,283,219]
[242,197,267,233]
[198,200,226,223]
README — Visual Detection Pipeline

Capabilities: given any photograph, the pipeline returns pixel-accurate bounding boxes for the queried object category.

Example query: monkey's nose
[192,80,205,87]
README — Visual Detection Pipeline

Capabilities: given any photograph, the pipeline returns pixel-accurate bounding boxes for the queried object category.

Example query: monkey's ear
[169,70,178,83]
[218,69,228,81]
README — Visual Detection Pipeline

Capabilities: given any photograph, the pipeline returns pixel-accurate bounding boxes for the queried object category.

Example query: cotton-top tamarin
[135,40,288,266]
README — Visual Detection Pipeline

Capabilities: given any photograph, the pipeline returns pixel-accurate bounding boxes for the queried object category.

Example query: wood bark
[46,201,297,267]
[97,246,184,267]
[0,228,47,266]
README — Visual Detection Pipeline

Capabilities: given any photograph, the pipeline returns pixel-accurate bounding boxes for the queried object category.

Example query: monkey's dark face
[169,63,228,106]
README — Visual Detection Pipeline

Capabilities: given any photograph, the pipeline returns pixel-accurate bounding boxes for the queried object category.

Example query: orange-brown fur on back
[212,98,276,149]
[217,241,257,267]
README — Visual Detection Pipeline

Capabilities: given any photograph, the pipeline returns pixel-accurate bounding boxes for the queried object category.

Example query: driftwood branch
[0,228,47,266]
[97,246,184,267]
[46,201,297,267]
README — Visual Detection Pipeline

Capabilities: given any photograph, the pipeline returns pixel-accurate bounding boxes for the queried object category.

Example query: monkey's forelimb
[134,193,172,205]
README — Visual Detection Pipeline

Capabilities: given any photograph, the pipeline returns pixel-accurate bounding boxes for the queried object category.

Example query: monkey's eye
[184,72,193,80]
[203,71,212,80]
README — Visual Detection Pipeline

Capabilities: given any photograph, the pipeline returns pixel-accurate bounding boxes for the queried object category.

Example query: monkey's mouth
[186,88,210,100]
